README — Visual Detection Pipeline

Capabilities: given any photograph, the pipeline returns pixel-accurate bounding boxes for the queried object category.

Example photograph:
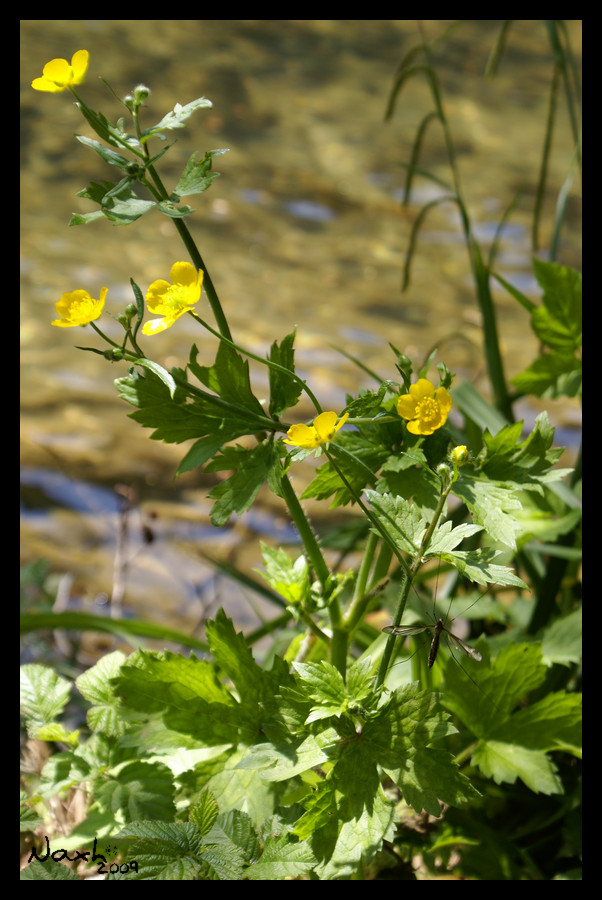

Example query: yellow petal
[142,317,170,335]
[397,394,418,419]
[283,423,320,449]
[70,50,89,84]
[170,261,201,286]
[410,378,436,399]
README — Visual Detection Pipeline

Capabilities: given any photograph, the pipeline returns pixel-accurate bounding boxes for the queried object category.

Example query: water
[20,20,581,643]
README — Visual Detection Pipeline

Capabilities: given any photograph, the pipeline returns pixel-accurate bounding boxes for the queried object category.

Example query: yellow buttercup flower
[142,262,204,335]
[32,50,89,93]
[284,411,349,449]
[51,287,107,327]
[397,378,452,436]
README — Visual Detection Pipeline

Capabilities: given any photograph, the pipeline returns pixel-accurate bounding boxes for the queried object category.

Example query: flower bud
[450,445,469,467]
[436,462,452,486]
[103,348,125,361]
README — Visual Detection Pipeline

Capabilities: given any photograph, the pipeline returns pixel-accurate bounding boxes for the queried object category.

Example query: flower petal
[70,50,89,84]
[410,378,436,399]
[283,423,320,448]
[145,279,172,314]
[170,261,201,287]
[313,411,339,442]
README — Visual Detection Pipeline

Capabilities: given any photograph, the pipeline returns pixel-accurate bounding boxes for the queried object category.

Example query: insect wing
[445,630,482,662]
[383,624,431,636]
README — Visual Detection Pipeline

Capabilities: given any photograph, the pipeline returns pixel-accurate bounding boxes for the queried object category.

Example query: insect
[383,618,483,668]
[382,567,503,713]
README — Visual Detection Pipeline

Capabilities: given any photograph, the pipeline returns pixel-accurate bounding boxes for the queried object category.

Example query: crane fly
[382,619,483,668]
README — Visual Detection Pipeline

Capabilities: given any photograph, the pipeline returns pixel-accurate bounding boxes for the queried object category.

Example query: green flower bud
[103,348,125,361]
[436,462,452,486]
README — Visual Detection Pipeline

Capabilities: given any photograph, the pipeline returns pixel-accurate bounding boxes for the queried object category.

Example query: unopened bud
[450,445,469,467]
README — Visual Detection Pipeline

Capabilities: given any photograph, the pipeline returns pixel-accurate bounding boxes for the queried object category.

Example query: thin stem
[143,163,233,342]
[278,473,330,589]
[189,313,323,416]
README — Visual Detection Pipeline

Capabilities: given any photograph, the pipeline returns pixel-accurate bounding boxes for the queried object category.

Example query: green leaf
[114,368,248,447]
[437,547,529,589]
[246,832,316,880]
[188,790,220,836]
[156,200,195,218]
[302,435,389,507]
[426,520,484,554]
[472,741,563,794]
[75,102,142,153]
[96,759,176,823]
[267,330,303,418]
[365,490,426,554]
[76,650,129,737]
[189,342,265,418]
[173,150,226,198]
[20,665,72,736]
[530,258,582,353]
[371,684,479,816]
[541,607,582,667]
[114,821,207,880]
[256,542,310,606]
[205,440,283,526]
[145,97,214,136]
[130,359,177,397]
[512,351,582,399]
[75,134,132,171]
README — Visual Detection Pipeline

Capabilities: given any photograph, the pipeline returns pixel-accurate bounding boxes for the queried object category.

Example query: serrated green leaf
[103,195,156,225]
[426,520,484,554]
[114,821,205,880]
[189,342,264,418]
[531,257,582,352]
[541,607,582,666]
[206,808,261,865]
[21,859,81,880]
[97,759,176,822]
[437,548,528,589]
[472,740,563,793]
[512,351,582,398]
[256,542,309,605]
[188,789,220,836]
[365,489,425,554]
[453,478,524,548]
[301,434,388,508]
[246,832,316,880]
[267,330,303,418]
[205,441,282,526]
[174,150,223,197]
[20,665,72,734]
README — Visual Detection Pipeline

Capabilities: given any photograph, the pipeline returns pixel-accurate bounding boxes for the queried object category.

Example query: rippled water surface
[21,20,581,644]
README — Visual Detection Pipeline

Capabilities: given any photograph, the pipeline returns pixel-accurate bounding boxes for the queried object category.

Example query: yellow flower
[51,287,107,327]
[397,378,452,436]
[31,50,89,93]
[284,411,349,449]
[142,262,203,335]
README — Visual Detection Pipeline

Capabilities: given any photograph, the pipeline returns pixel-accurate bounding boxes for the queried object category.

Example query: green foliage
[22,22,581,880]
[20,607,581,879]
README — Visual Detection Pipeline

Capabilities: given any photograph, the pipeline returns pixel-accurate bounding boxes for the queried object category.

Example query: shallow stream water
[21,20,581,653]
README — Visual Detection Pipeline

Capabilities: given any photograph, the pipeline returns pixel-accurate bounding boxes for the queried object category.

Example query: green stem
[278,473,330,589]
[136,141,233,343]
[188,313,323,415]
[375,472,453,689]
